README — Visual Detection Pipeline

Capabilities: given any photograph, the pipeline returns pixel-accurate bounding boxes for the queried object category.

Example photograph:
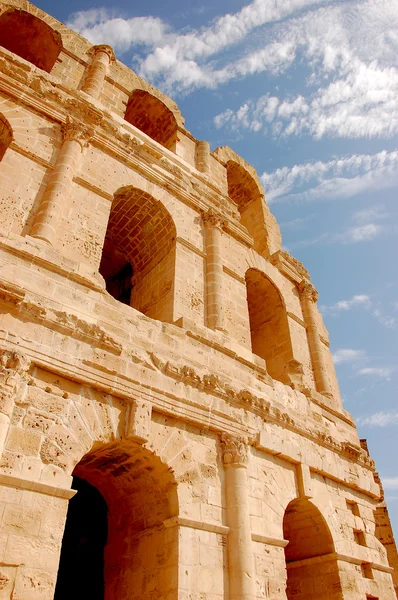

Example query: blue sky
[37,0,398,531]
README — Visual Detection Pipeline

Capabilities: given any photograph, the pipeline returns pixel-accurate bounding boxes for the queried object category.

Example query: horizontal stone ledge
[286,551,393,574]
[251,533,289,547]
[0,473,76,499]
[163,516,229,535]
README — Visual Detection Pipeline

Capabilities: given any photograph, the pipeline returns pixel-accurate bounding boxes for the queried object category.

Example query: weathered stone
[0,3,395,600]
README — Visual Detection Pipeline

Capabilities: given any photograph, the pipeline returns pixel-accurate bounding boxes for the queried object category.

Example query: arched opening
[0,9,62,73]
[245,268,293,383]
[283,498,343,600]
[124,90,178,150]
[55,441,178,600]
[99,186,177,322]
[0,113,12,161]
[226,160,269,255]
[54,477,108,599]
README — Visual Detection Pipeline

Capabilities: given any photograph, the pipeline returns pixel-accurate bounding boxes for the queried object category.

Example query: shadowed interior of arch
[0,9,62,72]
[245,268,293,383]
[55,441,178,600]
[226,160,269,256]
[283,498,343,600]
[99,186,176,322]
[124,90,178,151]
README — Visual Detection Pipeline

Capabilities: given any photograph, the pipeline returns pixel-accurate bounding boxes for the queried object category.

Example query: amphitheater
[0,1,396,598]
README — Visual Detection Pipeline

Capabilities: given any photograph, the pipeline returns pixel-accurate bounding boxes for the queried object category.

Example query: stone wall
[0,1,396,599]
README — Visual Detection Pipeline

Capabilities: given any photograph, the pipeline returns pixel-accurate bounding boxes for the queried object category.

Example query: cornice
[0,304,374,478]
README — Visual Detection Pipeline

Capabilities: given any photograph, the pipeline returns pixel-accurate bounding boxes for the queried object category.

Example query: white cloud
[259,151,398,203]
[68,0,398,102]
[67,8,110,30]
[357,412,398,427]
[321,292,397,329]
[373,309,397,328]
[68,0,322,91]
[358,367,394,380]
[213,0,398,136]
[333,349,366,364]
[221,64,398,137]
[383,477,398,489]
[336,223,383,244]
[322,295,372,313]
[67,10,168,52]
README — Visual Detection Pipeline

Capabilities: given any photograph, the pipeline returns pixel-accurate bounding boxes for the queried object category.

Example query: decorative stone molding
[61,117,95,150]
[201,208,228,230]
[0,287,122,355]
[298,280,319,303]
[271,250,310,283]
[148,353,374,468]
[159,156,183,178]
[220,434,249,466]
[88,44,116,63]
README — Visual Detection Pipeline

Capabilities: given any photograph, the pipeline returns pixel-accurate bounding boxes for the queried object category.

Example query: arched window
[226,160,271,255]
[0,113,12,161]
[245,269,293,383]
[55,442,178,599]
[0,9,62,73]
[124,90,178,150]
[99,186,177,322]
[283,498,343,600]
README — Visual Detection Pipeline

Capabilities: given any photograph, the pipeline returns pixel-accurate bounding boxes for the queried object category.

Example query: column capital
[61,118,94,149]
[220,434,249,466]
[89,44,116,63]
[201,208,227,231]
[298,280,318,303]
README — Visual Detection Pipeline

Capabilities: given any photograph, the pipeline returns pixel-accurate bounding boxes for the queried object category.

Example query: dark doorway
[54,476,108,600]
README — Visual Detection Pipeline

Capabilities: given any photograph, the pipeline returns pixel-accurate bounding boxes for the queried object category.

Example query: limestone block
[125,399,152,443]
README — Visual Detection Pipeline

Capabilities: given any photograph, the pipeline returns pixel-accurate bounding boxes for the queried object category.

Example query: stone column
[220,434,256,600]
[30,119,92,245]
[196,140,210,174]
[299,280,332,397]
[82,44,115,99]
[202,209,226,331]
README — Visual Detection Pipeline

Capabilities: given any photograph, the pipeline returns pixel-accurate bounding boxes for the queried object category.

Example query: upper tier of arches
[0,8,62,72]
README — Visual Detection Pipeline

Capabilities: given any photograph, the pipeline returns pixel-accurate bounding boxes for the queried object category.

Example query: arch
[214,146,281,256]
[125,89,178,150]
[0,9,62,73]
[55,440,179,600]
[0,113,12,161]
[245,268,293,383]
[283,498,343,600]
[99,186,177,322]
[213,146,265,200]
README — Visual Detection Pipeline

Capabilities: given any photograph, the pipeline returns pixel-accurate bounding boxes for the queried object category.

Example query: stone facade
[0,1,396,599]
